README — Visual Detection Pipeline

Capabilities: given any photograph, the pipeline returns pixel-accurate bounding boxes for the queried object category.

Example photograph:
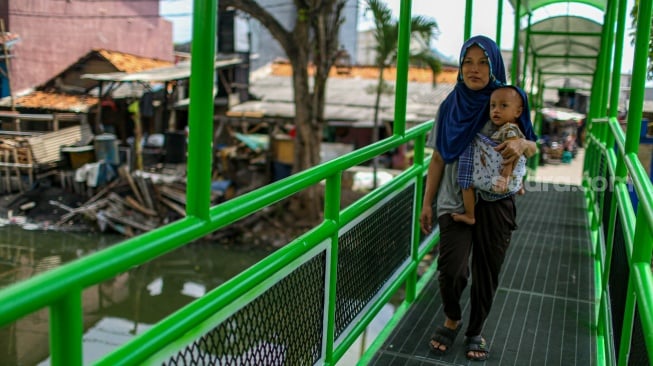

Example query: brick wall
[6,0,173,93]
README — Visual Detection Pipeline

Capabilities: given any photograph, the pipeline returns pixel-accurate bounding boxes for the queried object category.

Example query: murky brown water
[0,225,272,365]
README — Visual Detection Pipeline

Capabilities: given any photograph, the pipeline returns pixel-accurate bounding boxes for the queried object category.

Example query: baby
[453,85,528,225]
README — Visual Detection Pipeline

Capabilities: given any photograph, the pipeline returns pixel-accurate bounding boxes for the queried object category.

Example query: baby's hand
[494,140,522,163]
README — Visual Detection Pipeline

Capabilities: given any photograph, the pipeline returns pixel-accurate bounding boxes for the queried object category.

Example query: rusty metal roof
[0,49,173,113]
[11,91,99,113]
[95,49,173,73]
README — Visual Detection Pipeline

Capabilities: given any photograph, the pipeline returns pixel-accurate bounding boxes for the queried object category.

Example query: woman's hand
[420,204,434,234]
[420,151,444,234]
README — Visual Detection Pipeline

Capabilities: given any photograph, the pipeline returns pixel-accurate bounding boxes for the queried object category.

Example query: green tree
[221,0,346,221]
[365,0,440,186]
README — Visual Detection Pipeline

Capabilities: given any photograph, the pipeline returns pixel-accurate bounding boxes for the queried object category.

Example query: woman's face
[461,45,490,90]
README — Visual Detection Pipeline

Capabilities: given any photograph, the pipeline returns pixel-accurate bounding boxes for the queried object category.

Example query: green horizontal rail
[0,120,436,365]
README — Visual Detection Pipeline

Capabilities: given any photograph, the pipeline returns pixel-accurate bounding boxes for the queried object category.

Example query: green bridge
[1,0,652,365]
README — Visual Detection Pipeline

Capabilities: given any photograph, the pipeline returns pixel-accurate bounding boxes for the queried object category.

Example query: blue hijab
[435,35,507,163]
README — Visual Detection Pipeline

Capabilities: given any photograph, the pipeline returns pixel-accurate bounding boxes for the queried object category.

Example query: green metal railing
[0,0,652,365]
[582,0,653,365]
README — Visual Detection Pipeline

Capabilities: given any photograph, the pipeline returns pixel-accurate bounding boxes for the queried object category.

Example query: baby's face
[489,88,523,126]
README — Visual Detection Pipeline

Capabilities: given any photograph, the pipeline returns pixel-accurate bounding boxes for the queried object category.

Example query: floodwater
[0,225,273,366]
[0,225,397,365]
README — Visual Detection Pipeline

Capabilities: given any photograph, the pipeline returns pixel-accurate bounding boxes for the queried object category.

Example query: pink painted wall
[5,0,173,93]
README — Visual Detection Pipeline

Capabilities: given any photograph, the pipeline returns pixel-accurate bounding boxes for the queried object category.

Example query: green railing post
[464,0,472,41]
[526,33,538,172]
[584,5,613,235]
[598,3,628,360]
[396,0,415,302]
[520,14,531,89]
[186,0,218,220]
[584,0,614,189]
[626,3,653,358]
[593,1,617,227]
[511,0,521,85]
[49,290,83,366]
[632,212,653,282]
[618,277,637,365]
[408,133,425,304]
[529,48,536,100]
[600,1,617,120]
[608,0,627,123]
[392,0,412,137]
[495,0,503,47]
[324,173,341,365]
[624,1,651,152]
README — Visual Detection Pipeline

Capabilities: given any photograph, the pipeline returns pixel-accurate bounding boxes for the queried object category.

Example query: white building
[247,0,359,72]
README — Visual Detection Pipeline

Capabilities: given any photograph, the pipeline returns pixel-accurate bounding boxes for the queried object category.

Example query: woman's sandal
[429,321,463,355]
[464,335,490,361]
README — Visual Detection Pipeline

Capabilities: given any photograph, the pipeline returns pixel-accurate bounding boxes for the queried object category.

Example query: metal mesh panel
[630,304,650,365]
[163,251,327,366]
[601,173,613,246]
[334,184,414,339]
[608,210,628,358]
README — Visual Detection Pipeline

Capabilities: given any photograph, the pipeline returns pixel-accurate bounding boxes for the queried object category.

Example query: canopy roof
[509,0,606,17]
[507,0,609,91]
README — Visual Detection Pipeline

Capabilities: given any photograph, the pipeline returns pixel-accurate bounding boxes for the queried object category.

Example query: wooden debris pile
[54,165,229,236]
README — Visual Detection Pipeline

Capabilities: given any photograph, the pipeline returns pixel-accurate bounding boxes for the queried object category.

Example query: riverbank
[0,183,90,231]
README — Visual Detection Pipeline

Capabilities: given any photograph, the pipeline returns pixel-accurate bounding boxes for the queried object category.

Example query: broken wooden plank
[84,178,122,205]
[135,175,155,211]
[53,198,108,226]
[157,185,186,205]
[119,165,145,206]
[159,196,186,217]
[106,192,158,217]
[101,210,157,232]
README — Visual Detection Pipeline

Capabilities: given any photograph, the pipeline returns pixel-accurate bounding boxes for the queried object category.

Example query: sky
[161,0,637,74]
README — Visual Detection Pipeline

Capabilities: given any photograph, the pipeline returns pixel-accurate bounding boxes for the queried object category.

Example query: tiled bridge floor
[369,183,596,366]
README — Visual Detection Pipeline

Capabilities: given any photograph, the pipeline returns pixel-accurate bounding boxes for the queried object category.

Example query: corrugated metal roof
[81,57,243,82]
[228,75,452,125]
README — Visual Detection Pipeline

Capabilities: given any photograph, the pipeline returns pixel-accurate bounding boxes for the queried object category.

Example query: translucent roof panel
[524,15,602,80]
[509,0,607,17]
